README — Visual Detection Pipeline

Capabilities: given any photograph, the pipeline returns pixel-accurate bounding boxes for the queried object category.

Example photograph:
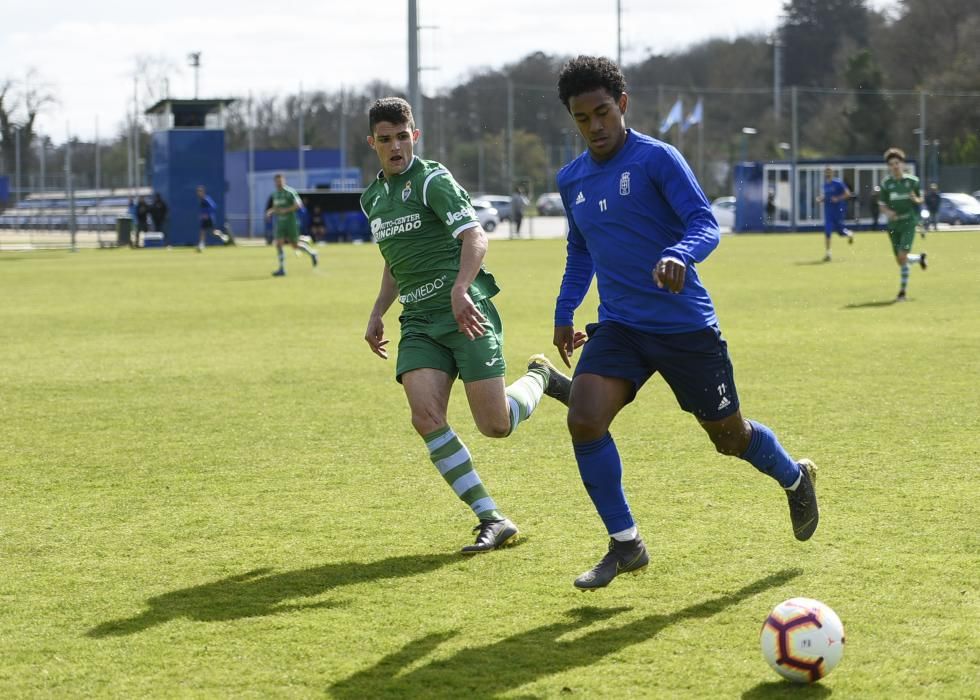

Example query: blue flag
[681,98,703,134]
[659,99,684,135]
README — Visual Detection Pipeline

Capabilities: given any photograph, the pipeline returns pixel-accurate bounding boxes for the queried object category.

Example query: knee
[410,409,446,437]
[567,406,607,443]
[707,422,751,456]
[476,416,511,439]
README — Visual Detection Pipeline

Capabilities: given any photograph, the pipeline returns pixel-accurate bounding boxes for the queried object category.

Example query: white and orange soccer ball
[760,597,845,683]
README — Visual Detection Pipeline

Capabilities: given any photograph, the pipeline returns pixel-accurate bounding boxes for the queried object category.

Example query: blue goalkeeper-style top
[823,178,847,218]
[555,129,720,334]
[199,194,217,221]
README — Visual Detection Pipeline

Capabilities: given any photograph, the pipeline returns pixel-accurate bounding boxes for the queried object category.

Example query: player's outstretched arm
[452,226,489,341]
[366,264,398,359]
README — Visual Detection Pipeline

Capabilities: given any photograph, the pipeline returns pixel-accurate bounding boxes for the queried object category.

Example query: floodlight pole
[298,83,305,187]
[188,52,202,99]
[408,0,423,152]
[95,116,102,242]
[14,126,21,205]
[66,123,77,252]
[617,0,622,67]
[38,133,45,192]
[790,86,798,231]
[247,92,255,236]
[506,78,514,190]
[772,32,783,123]
[918,91,926,182]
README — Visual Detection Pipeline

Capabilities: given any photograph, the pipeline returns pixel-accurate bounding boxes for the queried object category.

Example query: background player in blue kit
[815,167,854,261]
[550,56,819,591]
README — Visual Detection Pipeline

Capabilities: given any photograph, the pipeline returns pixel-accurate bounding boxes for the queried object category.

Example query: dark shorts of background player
[200,217,214,232]
[888,219,917,254]
[574,320,740,422]
[824,214,847,237]
[395,297,506,384]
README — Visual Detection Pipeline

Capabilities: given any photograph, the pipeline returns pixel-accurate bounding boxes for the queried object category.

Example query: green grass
[1,232,977,698]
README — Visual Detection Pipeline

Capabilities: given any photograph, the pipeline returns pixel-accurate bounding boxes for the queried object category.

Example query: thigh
[567,372,634,440]
[401,368,454,430]
[655,326,741,422]
[463,376,508,430]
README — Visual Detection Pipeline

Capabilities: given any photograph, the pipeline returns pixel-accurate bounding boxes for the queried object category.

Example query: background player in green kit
[265,173,318,277]
[879,148,927,301]
[360,97,570,554]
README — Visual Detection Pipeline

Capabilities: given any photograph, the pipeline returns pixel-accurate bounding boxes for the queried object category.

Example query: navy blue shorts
[574,321,740,422]
[824,215,846,236]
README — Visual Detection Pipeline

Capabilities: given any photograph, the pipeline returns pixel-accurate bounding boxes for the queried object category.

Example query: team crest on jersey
[401,181,413,202]
[619,171,631,196]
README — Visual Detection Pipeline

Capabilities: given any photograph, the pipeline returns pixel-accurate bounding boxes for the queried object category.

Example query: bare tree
[0,69,57,173]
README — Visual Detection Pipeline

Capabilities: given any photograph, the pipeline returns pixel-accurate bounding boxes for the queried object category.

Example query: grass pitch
[1,231,977,698]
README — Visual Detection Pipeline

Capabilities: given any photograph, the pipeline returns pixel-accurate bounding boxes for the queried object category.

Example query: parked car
[936,193,980,225]
[472,200,500,232]
[536,192,565,216]
[711,196,736,229]
[472,194,511,221]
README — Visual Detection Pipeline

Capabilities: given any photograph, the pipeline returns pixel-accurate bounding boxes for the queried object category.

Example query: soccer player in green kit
[360,97,570,554]
[266,173,318,276]
[879,148,927,301]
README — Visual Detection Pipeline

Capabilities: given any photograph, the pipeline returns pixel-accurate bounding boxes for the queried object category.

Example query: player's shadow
[742,680,834,699]
[226,275,280,283]
[794,260,833,266]
[329,568,801,699]
[843,299,901,309]
[87,551,457,638]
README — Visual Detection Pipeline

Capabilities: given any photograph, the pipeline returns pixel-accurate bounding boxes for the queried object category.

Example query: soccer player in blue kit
[815,167,854,262]
[550,56,819,590]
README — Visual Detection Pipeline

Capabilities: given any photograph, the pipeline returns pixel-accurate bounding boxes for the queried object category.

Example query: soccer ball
[760,597,845,683]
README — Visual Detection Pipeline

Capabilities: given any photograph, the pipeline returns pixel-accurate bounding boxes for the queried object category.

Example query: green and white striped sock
[503,367,547,435]
[424,426,501,520]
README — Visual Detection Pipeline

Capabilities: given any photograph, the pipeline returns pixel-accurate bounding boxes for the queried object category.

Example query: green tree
[841,50,892,154]
[781,0,871,87]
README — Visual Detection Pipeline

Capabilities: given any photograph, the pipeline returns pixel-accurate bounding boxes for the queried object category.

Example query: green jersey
[880,173,920,222]
[360,156,498,316]
[271,185,302,235]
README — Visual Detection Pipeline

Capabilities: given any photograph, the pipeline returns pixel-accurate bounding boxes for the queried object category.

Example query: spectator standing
[509,187,529,239]
[150,193,169,246]
[924,183,940,234]
[870,186,881,230]
[134,196,150,248]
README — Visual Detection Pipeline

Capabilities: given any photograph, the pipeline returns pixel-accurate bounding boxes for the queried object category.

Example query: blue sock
[573,433,634,535]
[739,420,801,488]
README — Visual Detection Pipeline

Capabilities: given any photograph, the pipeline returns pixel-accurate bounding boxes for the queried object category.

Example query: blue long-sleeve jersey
[199,195,217,221]
[555,129,720,334]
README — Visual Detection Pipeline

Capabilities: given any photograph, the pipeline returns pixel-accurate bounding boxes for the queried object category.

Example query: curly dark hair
[557,56,627,110]
[883,147,906,163]
[368,97,414,133]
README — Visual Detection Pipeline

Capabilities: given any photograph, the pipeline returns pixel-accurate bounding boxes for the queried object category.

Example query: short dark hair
[369,97,414,133]
[557,56,627,110]
[884,147,906,163]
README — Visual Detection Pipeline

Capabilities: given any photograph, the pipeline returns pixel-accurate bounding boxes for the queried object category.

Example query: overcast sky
[2,0,897,142]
